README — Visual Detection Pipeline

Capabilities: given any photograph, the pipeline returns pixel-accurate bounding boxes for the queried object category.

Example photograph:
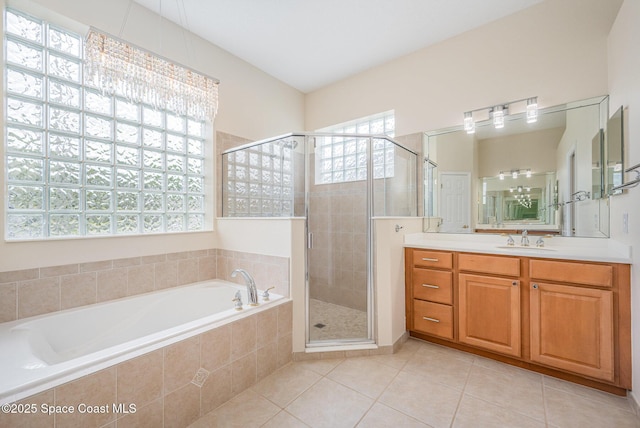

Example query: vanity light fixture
[512,170,519,179]
[499,171,505,180]
[492,105,507,129]
[464,112,475,134]
[526,169,532,178]
[526,97,538,123]
[462,96,538,132]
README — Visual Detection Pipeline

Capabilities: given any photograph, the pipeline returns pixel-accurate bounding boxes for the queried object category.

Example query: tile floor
[308,299,367,341]
[189,338,640,428]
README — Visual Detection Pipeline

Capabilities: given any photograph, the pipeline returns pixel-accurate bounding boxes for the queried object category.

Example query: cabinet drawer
[530,259,613,288]
[458,253,520,277]
[412,250,453,269]
[412,269,453,304]
[413,300,453,339]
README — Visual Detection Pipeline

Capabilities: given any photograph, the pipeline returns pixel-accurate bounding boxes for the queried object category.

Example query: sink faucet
[536,236,545,248]
[521,230,530,247]
[231,269,259,306]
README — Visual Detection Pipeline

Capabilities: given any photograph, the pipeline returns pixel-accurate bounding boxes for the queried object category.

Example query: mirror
[424,96,611,237]
[606,106,624,195]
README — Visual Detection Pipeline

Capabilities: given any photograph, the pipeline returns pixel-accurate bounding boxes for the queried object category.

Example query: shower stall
[222,133,417,347]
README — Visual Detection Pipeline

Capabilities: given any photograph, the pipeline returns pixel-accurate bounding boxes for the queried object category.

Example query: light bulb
[526,98,538,123]
[463,112,475,134]
[512,170,518,179]
[492,106,505,129]
[499,172,505,180]
[526,169,532,178]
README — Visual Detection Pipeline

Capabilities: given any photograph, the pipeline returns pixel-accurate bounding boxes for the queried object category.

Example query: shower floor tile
[308,299,367,341]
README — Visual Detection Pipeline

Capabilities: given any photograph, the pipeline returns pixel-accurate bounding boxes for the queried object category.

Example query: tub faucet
[231,269,259,306]
[521,230,530,247]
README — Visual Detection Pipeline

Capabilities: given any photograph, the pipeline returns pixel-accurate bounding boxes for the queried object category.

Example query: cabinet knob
[512,280,519,286]
[532,283,539,289]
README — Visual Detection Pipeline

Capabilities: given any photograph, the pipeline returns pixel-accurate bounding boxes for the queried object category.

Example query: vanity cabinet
[529,259,615,382]
[407,250,454,339]
[404,247,631,394]
[458,273,521,357]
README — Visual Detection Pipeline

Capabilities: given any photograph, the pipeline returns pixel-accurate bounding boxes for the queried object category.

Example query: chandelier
[85,28,219,121]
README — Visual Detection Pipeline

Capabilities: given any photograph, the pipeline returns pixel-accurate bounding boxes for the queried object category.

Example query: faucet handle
[232,290,243,310]
[262,286,275,301]
[536,236,545,247]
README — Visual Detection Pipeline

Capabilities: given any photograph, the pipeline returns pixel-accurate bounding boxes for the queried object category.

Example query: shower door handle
[308,233,313,249]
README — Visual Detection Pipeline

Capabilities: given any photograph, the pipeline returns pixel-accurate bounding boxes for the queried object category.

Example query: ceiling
[133,0,543,93]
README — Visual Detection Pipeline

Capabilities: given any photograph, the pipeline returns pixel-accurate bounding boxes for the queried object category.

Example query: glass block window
[223,139,296,216]
[4,8,208,239]
[315,111,395,184]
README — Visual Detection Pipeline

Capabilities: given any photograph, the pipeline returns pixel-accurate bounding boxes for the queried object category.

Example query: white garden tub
[0,280,283,404]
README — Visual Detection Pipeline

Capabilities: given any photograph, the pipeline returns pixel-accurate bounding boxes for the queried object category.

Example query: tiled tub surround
[0,248,290,323]
[0,298,293,428]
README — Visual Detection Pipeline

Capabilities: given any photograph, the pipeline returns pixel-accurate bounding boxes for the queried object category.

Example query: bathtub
[0,280,284,405]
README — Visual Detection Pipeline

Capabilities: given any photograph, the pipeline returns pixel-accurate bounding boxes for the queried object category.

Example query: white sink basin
[495,245,556,252]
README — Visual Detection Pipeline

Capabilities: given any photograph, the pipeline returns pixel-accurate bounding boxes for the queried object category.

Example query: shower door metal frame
[304,132,381,348]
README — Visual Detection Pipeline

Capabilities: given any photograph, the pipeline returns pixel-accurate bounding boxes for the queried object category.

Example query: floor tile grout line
[448,355,475,427]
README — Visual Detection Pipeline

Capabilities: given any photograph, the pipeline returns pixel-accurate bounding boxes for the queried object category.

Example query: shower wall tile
[0,283,17,323]
[164,336,201,394]
[257,308,278,349]
[0,390,55,427]
[231,316,257,360]
[164,383,201,428]
[201,324,231,372]
[0,248,288,320]
[155,260,178,290]
[117,349,163,407]
[232,352,257,394]
[118,398,163,428]
[0,268,38,283]
[127,265,155,296]
[177,257,199,285]
[55,367,117,428]
[80,260,113,272]
[201,365,233,415]
[60,272,97,310]
[97,268,128,302]
[40,264,78,278]
[257,342,278,381]
[113,257,141,268]
[18,277,60,318]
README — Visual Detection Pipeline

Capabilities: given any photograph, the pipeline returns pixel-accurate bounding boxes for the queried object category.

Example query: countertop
[404,233,632,264]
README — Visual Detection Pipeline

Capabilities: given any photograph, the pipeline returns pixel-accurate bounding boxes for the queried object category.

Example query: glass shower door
[306,135,371,344]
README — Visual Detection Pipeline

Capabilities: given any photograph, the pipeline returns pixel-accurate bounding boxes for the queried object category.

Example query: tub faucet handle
[232,290,243,310]
[262,286,275,301]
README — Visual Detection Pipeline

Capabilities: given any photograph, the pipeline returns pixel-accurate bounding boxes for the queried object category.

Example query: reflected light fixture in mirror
[464,111,475,134]
[526,97,538,123]
[492,105,506,129]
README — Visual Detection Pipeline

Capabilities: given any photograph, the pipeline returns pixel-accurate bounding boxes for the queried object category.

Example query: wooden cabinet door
[459,273,521,357]
[530,282,614,381]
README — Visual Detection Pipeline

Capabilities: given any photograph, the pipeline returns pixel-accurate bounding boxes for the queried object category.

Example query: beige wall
[305,0,620,135]
[607,0,640,405]
[478,127,562,178]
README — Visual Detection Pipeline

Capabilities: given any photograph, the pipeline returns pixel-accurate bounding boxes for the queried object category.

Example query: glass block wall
[222,137,303,217]
[4,8,208,239]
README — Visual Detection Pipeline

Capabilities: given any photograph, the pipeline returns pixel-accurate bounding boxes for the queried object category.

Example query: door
[459,273,521,357]
[530,282,614,381]
[439,172,470,233]
[306,136,371,344]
